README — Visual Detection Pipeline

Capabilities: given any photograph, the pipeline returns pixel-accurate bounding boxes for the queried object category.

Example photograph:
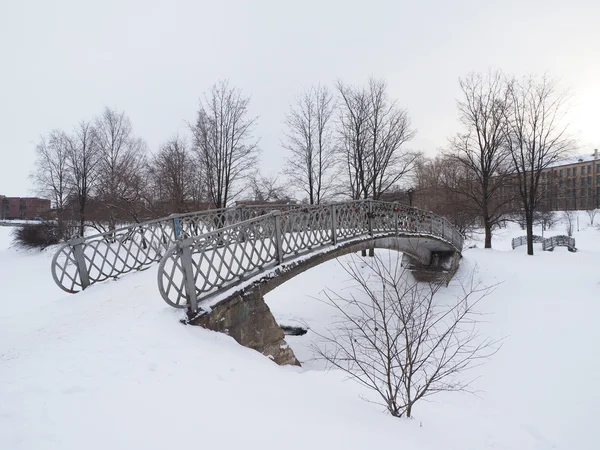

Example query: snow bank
[1,212,599,449]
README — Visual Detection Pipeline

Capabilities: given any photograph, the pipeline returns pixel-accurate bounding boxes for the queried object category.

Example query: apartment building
[540,149,600,210]
[0,196,51,220]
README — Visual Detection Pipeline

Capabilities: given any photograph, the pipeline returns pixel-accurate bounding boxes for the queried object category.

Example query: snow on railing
[157,200,464,313]
[50,204,298,293]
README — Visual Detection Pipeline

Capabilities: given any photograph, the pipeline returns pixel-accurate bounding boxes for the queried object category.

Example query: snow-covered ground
[1,213,599,449]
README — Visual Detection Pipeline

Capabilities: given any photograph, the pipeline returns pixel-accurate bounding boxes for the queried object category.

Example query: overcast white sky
[1,0,599,197]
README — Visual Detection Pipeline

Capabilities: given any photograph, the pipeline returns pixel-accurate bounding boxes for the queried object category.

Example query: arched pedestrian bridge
[156,200,464,315]
[51,200,464,317]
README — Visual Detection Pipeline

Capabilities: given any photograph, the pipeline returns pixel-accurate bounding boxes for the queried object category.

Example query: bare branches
[313,253,499,418]
[447,70,516,248]
[336,79,417,200]
[95,107,149,228]
[248,173,290,203]
[192,80,259,208]
[150,136,197,214]
[506,75,574,255]
[587,208,598,226]
[562,210,576,237]
[283,85,337,204]
[64,121,101,237]
[31,130,70,213]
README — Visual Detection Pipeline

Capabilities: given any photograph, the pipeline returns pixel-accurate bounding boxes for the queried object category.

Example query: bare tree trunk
[484,218,492,249]
[526,211,534,255]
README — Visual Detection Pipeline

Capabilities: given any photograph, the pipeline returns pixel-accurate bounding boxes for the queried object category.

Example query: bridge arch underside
[189,233,461,365]
[256,233,460,298]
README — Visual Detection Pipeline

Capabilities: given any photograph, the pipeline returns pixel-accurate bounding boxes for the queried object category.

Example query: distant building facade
[540,149,600,210]
[0,196,51,220]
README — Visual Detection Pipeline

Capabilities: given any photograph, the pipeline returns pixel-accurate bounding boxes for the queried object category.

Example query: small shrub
[12,222,61,249]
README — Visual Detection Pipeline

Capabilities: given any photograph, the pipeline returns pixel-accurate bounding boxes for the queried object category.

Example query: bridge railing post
[71,237,90,290]
[179,241,199,315]
[331,205,338,245]
[367,200,373,236]
[172,216,182,239]
[393,203,398,235]
[274,213,284,264]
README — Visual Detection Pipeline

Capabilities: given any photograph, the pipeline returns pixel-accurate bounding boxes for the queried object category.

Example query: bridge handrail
[50,204,298,293]
[511,234,576,252]
[542,235,576,251]
[157,200,464,313]
[511,235,544,249]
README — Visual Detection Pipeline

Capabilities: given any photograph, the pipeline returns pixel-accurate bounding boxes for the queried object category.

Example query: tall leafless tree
[506,75,573,255]
[448,71,515,248]
[150,136,197,214]
[314,253,499,418]
[283,85,336,204]
[192,80,259,208]
[65,121,100,237]
[337,79,417,200]
[95,108,149,229]
[31,130,71,235]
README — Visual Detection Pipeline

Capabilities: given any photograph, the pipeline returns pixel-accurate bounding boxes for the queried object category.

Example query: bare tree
[65,121,100,237]
[506,75,573,255]
[283,85,336,204]
[150,136,197,214]
[562,210,576,236]
[95,108,149,229]
[337,79,417,200]
[248,173,290,203]
[192,80,259,208]
[448,71,515,248]
[31,130,71,237]
[313,253,498,418]
[586,208,597,226]
[413,155,479,236]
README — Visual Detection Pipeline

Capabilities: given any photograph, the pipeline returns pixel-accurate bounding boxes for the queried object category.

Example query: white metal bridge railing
[157,200,464,314]
[51,204,295,293]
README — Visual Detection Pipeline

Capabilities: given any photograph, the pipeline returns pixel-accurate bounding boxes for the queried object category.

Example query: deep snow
[1,213,599,449]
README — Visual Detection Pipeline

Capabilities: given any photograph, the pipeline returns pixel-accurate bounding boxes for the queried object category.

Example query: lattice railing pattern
[542,235,576,251]
[51,205,287,293]
[157,200,464,313]
[511,234,576,251]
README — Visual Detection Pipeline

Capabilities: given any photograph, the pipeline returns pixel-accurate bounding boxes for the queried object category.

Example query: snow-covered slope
[1,214,599,450]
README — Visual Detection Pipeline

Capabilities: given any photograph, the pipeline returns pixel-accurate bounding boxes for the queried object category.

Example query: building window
[588,166,592,174]
[588,176,592,186]
[559,169,563,177]
[567,168,571,176]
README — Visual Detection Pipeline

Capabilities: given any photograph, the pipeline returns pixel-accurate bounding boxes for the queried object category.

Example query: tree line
[32,72,573,255]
